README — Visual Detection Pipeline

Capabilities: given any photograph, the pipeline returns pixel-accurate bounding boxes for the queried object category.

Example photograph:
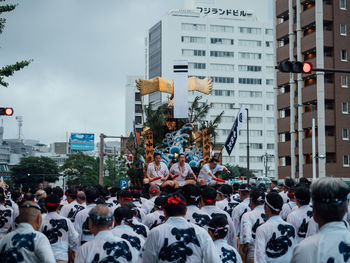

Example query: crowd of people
[0,154,349,262]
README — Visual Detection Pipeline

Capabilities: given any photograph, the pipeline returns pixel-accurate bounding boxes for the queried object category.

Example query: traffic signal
[276,60,313,73]
[0,107,14,116]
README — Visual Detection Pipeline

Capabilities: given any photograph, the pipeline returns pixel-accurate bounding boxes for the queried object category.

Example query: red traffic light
[0,107,14,116]
[303,62,313,73]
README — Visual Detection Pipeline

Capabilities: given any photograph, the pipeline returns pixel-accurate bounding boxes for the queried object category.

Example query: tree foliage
[61,152,99,187]
[0,0,32,87]
[103,155,128,187]
[221,164,254,180]
[11,156,59,186]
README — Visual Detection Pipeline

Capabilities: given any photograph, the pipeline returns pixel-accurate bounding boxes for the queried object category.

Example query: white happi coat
[279,191,289,203]
[286,205,313,244]
[0,204,13,236]
[142,210,166,230]
[254,215,296,263]
[232,198,251,236]
[60,200,85,223]
[280,201,297,220]
[291,221,350,263]
[169,162,194,186]
[0,222,56,263]
[201,205,237,248]
[217,198,240,217]
[147,162,169,185]
[141,196,157,214]
[112,224,145,252]
[240,205,267,261]
[214,239,243,263]
[131,219,149,239]
[138,216,221,263]
[5,198,19,220]
[184,205,211,229]
[40,211,79,261]
[75,230,138,263]
[198,163,225,185]
[74,204,96,245]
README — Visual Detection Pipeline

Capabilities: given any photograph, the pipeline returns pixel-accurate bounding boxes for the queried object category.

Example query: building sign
[70,133,95,151]
[145,130,154,165]
[173,60,189,119]
[120,179,129,188]
[196,7,249,16]
[202,128,211,164]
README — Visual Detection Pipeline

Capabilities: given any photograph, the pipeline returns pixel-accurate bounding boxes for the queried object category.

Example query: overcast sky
[0,0,182,144]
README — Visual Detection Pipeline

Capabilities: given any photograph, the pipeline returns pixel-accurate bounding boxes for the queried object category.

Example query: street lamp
[261,153,274,178]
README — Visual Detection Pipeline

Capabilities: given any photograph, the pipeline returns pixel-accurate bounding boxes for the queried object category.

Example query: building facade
[146,0,276,177]
[276,0,350,179]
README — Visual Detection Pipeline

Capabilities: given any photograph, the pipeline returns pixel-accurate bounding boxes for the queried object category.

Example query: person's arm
[35,233,56,263]
[146,164,153,181]
[68,219,80,253]
[254,226,267,263]
[239,213,252,261]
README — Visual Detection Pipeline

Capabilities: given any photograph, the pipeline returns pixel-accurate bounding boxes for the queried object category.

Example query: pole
[246,108,250,184]
[99,133,105,186]
[312,106,317,181]
[113,146,117,186]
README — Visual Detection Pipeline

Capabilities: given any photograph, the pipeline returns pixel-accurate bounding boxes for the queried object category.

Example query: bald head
[18,201,42,230]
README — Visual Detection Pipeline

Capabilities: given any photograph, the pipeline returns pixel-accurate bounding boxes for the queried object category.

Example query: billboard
[70,133,94,151]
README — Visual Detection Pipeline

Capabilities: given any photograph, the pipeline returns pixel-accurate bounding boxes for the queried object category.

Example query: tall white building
[145,0,276,178]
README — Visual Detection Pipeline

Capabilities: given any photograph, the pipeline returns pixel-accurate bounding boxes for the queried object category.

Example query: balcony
[301,4,333,28]
[302,83,334,103]
[278,141,291,156]
[303,163,317,179]
[305,56,334,69]
[301,31,334,53]
[277,116,290,133]
[276,0,290,17]
[277,44,290,62]
[276,21,289,40]
[277,71,290,86]
[302,109,335,128]
[278,165,291,179]
[277,92,290,110]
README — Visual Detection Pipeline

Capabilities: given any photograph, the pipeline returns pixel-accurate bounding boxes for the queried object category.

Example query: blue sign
[120,179,129,188]
[70,133,94,151]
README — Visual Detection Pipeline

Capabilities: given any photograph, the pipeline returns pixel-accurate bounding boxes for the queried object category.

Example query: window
[238,78,262,85]
[340,0,347,10]
[211,38,234,45]
[342,102,349,114]
[265,29,273,35]
[267,143,274,149]
[238,40,261,47]
[266,104,274,111]
[211,76,234,83]
[135,116,142,125]
[267,130,275,137]
[188,62,206,69]
[266,92,274,98]
[250,117,263,123]
[210,51,234,57]
[211,103,235,110]
[239,143,263,150]
[210,64,234,71]
[344,155,350,167]
[266,66,274,72]
[240,104,263,111]
[213,90,234,96]
[238,65,261,72]
[266,54,274,60]
[341,49,348,61]
[343,128,349,140]
[239,27,261,34]
[266,41,273,47]
[222,156,235,163]
[238,52,262,60]
[239,130,263,136]
[210,25,234,33]
[341,75,348,87]
[182,49,206,56]
[181,36,206,44]
[182,23,206,31]
[266,79,274,85]
[135,104,142,113]
[340,24,347,36]
[266,117,274,124]
[135,92,141,102]
[238,91,262,98]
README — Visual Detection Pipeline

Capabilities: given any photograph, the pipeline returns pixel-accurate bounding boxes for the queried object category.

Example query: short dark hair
[45,194,61,212]
[284,178,295,189]
[65,188,78,200]
[154,196,167,209]
[265,192,283,215]
[153,152,161,158]
[181,184,201,206]
[23,192,35,202]
[201,186,217,205]
[164,194,187,217]
[85,187,100,204]
[209,158,219,163]
[114,206,134,225]
[52,187,63,199]
[208,216,229,239]
[250,188,265,205]
[295,186,310,206]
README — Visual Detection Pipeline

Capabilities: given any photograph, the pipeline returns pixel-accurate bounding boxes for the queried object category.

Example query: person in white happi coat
[74,187,99,246]
[75,205,137,263]
[119,190,146,223]
[197,158,230,186]
[123,202,149,239]
[139,193,221,262]
[254,192,296,263]
[143,196,167,230]
[217,184,239,217]
[0,201,56,263]
[182,184,211,228]
[232,184,251,237]
[145,153,171,187]
[291,177,350,263]
[240,188,267,263]
[60,188,85,223]
[141,185,161,214]
[40,194,79,263]
[0,193,13,238]
[287,186,313,244]
[3,190,19,223]
[280,188,297,220]
[279,178,295,204]
[169,153,197,187]
[200,186,237,248]
[208,216,243,263]
[112,207,145,253]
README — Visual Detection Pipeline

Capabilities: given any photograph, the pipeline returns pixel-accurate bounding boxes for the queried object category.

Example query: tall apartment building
[145,0,276,177]
[276,0,350,179]
[125,75,145,136]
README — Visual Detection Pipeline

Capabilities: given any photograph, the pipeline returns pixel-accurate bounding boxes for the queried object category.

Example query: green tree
[11,156,59,186]
[104,155,129,187]
[221,164,254,180]
[61,152,98,187]
[0,1,32,87]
